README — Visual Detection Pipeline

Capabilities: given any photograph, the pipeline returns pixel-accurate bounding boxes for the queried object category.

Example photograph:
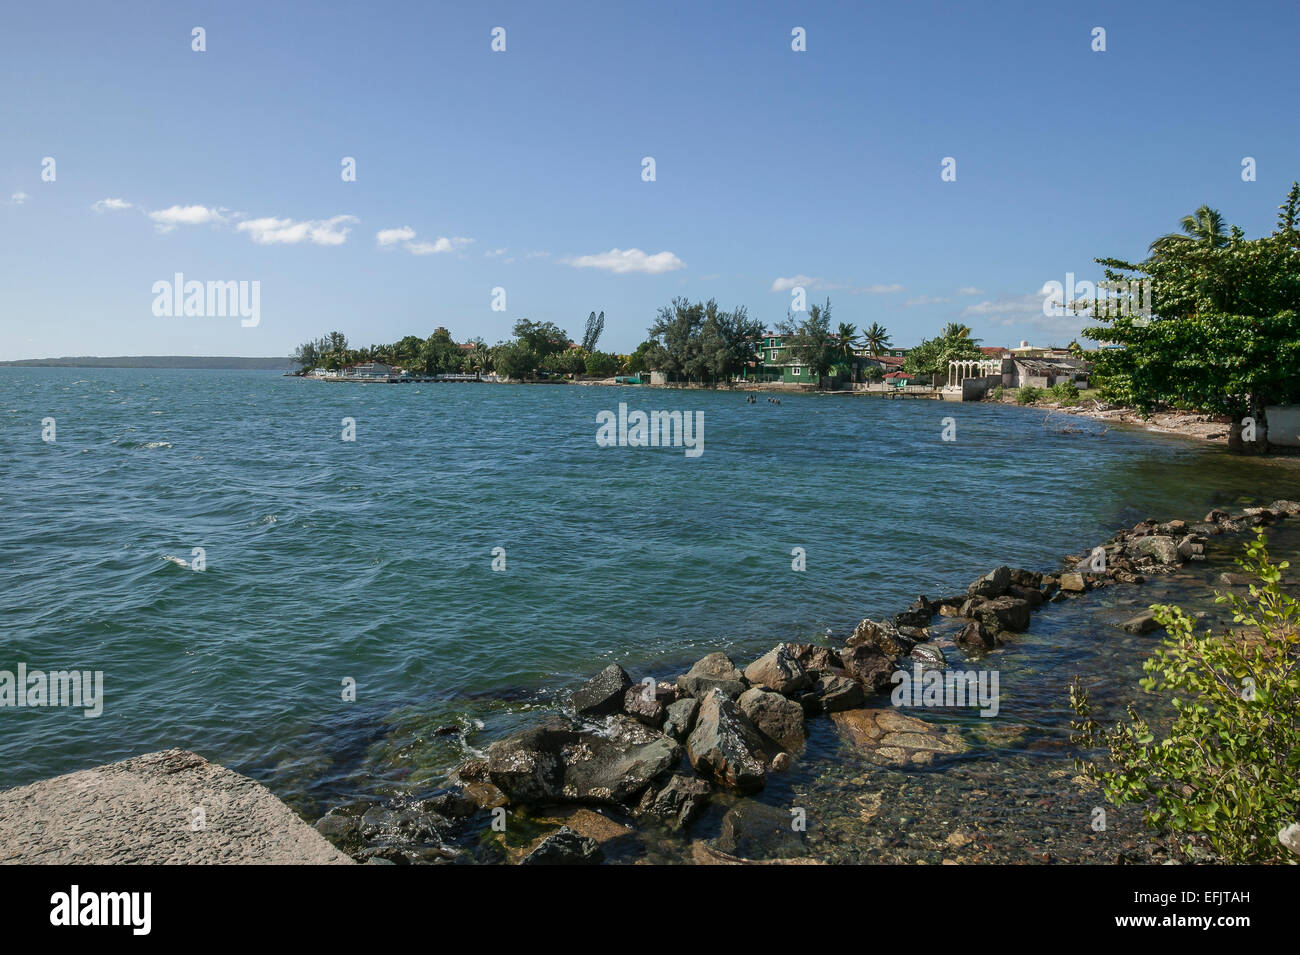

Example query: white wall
[1266,405,1300,447]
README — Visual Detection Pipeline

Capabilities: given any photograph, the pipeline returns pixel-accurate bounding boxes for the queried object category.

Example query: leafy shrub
[1016,385,1044,404]
[988,385,1003,401]
[1050,381,1081,405]
[1069,533,1300,862]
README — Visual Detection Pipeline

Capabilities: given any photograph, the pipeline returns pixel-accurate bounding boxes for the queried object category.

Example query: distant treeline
[0,356,293,369]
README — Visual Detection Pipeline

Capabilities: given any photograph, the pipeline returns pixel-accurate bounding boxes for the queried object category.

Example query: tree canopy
[1082,182,1300,451]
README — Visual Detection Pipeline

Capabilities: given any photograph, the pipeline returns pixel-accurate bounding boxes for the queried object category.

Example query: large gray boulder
[1133,535,1181,565]
[486,717,681,807]
[677,652,748,699]
[972,595,1032,633]
[686,689,769,793]
[737,687,806,752]
[570,663,632,717]
[742,644,811,695]
[968,565,1011,598]
[662,696,700,741]
[846,618,915,656]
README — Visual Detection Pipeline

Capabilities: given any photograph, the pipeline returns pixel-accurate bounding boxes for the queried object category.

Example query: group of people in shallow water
[745,393,780,405]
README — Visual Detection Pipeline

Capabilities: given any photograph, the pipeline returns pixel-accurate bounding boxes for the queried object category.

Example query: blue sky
[2,0,1298,359]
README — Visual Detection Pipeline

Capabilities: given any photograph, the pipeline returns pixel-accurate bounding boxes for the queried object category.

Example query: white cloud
[962,293,1045,317]
[238,214,357,245]
[771,275,903,294]
[407,236,474,255]
[149,204,226,232]
[905,295,951,307]
[956,286,984,295]
[376,226,416,246]
[485,247,508,258]
[771,274,818,292]
[566,248,685,275]
[92,197,132,212]
[10,191,29,205]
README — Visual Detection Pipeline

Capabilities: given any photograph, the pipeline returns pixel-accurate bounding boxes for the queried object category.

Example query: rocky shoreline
[310,499,1300,865]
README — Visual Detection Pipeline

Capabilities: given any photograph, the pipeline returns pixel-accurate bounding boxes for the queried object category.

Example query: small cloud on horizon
[770,275,903,294]
[376,226,415,246]
[91,197,132,213]
[566,248,685,274]
[407,236,473,255]
[10,191,30,205]
[149,204,227,233]
[377,227,473,255]
[238,214,357,245]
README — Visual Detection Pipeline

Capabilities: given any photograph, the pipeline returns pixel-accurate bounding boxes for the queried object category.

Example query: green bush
[1069,533,1300,862]
[1049,381,1081,405]
[1016,385,1044,404]
[988,385,1003,401]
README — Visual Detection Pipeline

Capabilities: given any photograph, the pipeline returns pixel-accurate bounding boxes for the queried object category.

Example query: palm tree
[1149,204,1230,254]
[940,322,972,339]
[862,322,892,356]
[835,322,859,358]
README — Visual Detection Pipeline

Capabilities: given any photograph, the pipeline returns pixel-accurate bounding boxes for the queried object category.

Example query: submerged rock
[519,826,604,865]
[686,689,770,793]
[713,800,807,860]
[1121,611,1163,635]
[635,773,711,830]
[956,620,996,651]
[831,707,969,768]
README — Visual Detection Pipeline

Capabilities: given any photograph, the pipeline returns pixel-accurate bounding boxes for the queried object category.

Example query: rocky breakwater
[312,498,1300,864]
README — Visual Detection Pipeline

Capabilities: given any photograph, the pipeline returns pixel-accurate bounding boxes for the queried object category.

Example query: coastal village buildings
[739,331,904,384]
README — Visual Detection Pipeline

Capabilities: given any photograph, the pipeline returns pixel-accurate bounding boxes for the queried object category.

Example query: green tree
[1149,204,1230,255]
[940,322,972,339]
[1069,533,1300,863]
[625,340,657,375]
[862,322,892,356]
[902,330,983,379]
[493,340,538,379]
[1083,183,1300,452]
[585,350,620,377]
[581,311,606,352]
[513,319,570,360]
[777,299,837,379]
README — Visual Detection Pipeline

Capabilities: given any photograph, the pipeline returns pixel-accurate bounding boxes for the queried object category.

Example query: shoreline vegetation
[283,183,1300,456]
[5,500,1295,864]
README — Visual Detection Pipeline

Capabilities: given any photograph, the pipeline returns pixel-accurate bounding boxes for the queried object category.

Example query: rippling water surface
[3,368,1298,841]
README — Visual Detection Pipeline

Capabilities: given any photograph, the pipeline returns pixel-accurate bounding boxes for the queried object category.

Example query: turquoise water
[2,369,1297,819]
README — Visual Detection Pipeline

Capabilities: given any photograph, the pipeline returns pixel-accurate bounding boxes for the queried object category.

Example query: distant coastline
[0,356,292,370]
